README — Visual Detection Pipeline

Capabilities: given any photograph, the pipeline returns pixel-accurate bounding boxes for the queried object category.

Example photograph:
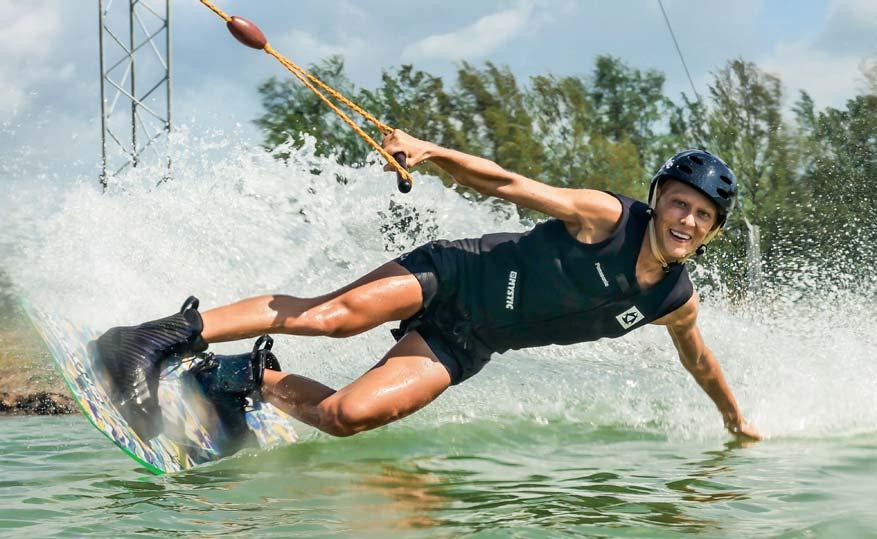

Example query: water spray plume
[3,131,875,442]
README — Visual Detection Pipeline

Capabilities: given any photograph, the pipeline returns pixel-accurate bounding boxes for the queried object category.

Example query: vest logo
[615,306,644,329]
[505,270,518,310]
[594,262,609,287]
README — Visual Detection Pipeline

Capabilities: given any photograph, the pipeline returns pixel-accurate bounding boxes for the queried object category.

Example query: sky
[0,0,875,183]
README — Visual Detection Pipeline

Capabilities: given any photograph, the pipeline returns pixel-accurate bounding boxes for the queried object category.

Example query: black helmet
[648,149,738,227]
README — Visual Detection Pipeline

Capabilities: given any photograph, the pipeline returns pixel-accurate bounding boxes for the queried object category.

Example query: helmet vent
[688,155,704,165]
[678,164,693,174]
[717,187,731,199]
[720,175,733,184]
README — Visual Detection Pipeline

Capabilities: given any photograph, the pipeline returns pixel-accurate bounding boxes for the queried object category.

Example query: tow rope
[198,0,413,193]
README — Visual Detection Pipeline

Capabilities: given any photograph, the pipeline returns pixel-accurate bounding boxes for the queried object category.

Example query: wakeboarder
[94,130,762,443]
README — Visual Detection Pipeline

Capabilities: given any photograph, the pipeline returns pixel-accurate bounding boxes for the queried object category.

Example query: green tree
[360,64,458,147]
[250,52,876,297]
[589,55,674,170]
[359,64,463,183]
[526,74,592,187]
[453,62,545,180]
[861,57,877,96]
[705,60,797,226]
[254,56,371,165]
[527,72,646,197]
[794,91,877,273]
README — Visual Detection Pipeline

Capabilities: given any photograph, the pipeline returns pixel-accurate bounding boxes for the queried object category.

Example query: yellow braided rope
[200,0,231,22]
[265,46,392,134]
[263,45,408,179]
[198,0,411,184]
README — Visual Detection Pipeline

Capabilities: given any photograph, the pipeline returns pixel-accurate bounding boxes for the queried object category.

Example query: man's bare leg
[200,261,423,343]
[261,331,452,437]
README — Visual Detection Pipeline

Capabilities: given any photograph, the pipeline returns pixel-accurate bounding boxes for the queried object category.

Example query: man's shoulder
[561,189,625,243]
[652,290,699,327]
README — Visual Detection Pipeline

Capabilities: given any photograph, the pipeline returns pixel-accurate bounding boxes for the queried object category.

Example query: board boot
[188,335,281,456]
[91,296,208,441]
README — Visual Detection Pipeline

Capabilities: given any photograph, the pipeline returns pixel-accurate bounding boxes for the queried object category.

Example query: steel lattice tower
[98,0,172,188]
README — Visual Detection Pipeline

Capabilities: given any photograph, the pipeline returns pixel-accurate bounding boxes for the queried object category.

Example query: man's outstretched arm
[381,129,621,235]
[660,294,762,440]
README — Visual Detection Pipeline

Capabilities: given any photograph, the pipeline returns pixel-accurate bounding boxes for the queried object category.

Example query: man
[95,129,762,443]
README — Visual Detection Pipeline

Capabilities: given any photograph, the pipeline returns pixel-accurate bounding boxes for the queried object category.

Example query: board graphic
[23,302,298,474]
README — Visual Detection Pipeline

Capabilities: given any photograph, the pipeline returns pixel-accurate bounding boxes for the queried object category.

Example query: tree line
[255,55,876,297]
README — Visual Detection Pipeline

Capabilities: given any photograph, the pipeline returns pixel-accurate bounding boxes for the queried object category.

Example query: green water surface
[1,415,876,538]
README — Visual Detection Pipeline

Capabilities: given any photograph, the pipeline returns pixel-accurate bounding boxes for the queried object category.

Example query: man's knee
[313,301,357,338]
[318,397,385,437]
[280,297,352,338]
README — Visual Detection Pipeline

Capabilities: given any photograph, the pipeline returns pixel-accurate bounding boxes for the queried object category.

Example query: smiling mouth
[668,229,691,242]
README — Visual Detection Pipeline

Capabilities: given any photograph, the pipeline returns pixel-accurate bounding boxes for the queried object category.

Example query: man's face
[653,179,719,260]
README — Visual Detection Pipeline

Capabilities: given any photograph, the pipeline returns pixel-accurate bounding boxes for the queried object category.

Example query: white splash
[3,129,875,441]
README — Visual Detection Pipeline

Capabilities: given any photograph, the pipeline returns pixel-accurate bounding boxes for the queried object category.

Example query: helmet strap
[647,219,671,273]
[647,184,671,272]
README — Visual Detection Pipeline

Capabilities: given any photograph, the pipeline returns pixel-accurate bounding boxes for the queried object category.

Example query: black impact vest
[437,194,693,354]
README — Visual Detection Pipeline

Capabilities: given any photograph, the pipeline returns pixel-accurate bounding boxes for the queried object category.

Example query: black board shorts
[392,242,494,385]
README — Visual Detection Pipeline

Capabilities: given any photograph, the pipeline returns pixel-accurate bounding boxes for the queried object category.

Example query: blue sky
[1,0,874,183]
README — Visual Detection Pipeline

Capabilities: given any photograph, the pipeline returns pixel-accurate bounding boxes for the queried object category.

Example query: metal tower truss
[98,0,172,187]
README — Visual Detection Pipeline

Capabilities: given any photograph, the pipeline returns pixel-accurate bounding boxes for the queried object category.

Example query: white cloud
[401,2,534,61]
[0,0,60,56]
[816,0,877,54]
[0,0,64,113]
[759,0,877,109]
[761,43,864,108]
[273,30,369,68]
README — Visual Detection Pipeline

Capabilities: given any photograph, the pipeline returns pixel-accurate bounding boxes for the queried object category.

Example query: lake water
[2,416,877,537]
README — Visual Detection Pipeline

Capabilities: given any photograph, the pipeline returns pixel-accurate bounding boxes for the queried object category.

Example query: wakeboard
[22,301,298,475]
